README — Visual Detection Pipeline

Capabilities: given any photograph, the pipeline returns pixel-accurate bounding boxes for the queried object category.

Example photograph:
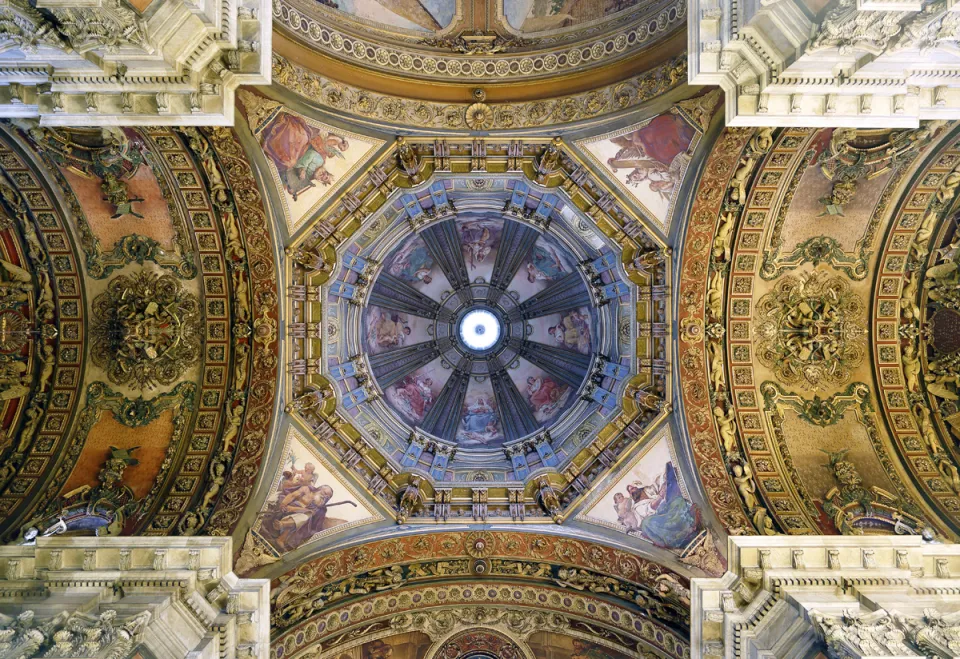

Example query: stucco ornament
[90,272,201,389]
[754,271,866,390]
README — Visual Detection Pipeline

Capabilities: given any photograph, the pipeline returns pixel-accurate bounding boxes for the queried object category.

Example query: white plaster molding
[0,0,269,125]
[689,0,960,125]
[691,536,960,658]
[0,536,269,659]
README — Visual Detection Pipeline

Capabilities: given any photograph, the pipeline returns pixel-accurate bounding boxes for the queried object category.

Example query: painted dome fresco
[322,167,638,478]
[363,214,600,449]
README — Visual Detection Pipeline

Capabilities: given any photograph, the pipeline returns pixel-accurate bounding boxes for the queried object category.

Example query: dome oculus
[460,309,501,352]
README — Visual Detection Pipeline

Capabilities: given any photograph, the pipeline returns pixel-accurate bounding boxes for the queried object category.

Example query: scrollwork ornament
[90,272,201,390]
[754,272,866,390]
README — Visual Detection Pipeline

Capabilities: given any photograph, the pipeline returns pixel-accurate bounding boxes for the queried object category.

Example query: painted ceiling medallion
[91,271,202,389]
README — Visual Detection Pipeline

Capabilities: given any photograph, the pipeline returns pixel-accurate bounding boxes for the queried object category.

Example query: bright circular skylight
[459,309,500,352]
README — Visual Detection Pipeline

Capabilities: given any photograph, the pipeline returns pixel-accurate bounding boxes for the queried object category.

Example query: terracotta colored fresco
[61,164,175,250]
[60,409,173,499]
[252,430,379,554]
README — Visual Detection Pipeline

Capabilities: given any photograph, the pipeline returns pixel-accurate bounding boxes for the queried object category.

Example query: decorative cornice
[273,0,685,83]
[271,53,687,129]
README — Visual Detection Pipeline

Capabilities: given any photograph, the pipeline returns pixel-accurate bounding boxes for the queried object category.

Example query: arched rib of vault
[261,529,692,658]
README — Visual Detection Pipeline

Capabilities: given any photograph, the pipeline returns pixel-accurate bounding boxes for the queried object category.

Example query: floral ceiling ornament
[90,271,202,389]
[754,271,866,390]
[464,101,493,130]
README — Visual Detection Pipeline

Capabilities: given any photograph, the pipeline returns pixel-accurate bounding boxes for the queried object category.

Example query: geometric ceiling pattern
[8,0,960,655]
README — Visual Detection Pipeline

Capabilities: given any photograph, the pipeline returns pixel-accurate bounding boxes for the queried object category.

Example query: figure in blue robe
[284,148,329,200]
[637,463,701,550]
[526,244,565,282]
[460,398,498,433]
[389,239,435,284]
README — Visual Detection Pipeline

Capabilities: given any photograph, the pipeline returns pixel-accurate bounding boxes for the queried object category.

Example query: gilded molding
[22,127,198,280]
[272,53,687,129]
[0,133,82,536]
[276,586,688,659]
[199,126,280,538]
[878,136,960,534]
[760,126,942,282]
[273,0,684,82]
[675,127,757,535]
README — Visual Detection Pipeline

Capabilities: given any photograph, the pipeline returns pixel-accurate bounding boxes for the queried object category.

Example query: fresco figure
[363,640,394,659]
[457,397,501,446]
[571,640,618,659]
[509,0,640,32]
[526,375,571,422]
[613,461,701,550]
[388,374,435,423]
[526,243,566,282]
[388,236,435,285]
[606,114,695,201]
[367,307,412,350]
[261,112,349,201]
[336,0,453,31]
[258,456,358,551]
[461,220,495,270]
[548,309,591,354]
